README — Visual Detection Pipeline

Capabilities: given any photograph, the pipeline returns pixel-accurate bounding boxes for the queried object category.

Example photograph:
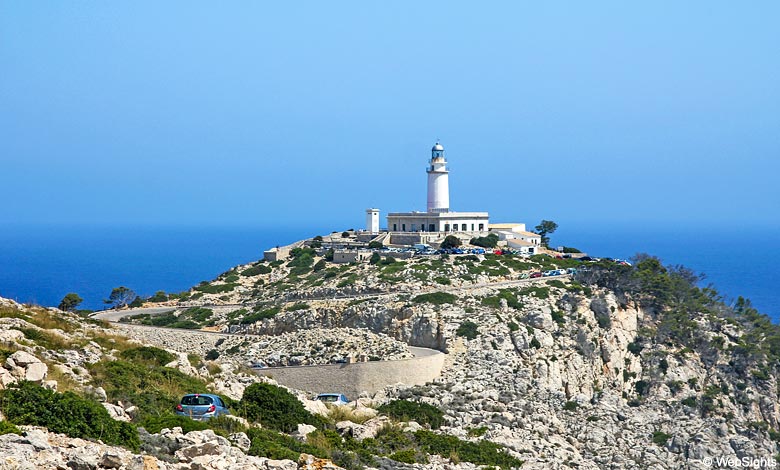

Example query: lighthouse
[426,142,450,213]
[386,141,489,235]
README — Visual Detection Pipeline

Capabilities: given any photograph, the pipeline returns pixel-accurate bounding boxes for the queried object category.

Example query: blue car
[175,393,230,420]
[315,393,350,406]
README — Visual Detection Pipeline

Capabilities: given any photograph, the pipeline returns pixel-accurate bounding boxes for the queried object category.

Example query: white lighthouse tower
[426,142,450,213]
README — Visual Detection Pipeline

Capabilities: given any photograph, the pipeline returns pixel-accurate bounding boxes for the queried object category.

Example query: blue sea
[0,224,778,320]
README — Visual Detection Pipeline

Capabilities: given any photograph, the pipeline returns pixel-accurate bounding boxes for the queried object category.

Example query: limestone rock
[8,351,41,368]
[24,362,48,382]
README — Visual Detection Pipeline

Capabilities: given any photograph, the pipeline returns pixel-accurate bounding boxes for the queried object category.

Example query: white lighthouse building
[385,142,489,243]
[426,142,450,213]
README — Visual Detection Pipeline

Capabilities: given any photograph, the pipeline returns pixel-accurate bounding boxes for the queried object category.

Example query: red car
[530,272,543,278]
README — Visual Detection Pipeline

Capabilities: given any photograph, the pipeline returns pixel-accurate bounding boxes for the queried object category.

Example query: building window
[393,224,397,231]
[429,224,435,232]
[402,224,406,231]
[444,224,450,232]
[471,224,475,231]
[411,224,417,232]
[461,224,467,231]
[478,224,484,231]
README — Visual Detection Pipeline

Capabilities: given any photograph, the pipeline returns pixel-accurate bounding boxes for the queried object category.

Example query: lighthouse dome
[431,142,444,152]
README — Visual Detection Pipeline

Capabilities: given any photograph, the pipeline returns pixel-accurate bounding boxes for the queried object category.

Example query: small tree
[341,231,350,238]
[534,220,559,247]
[369,252,382,265]
[368,241,383,249]
[104,286,138,309]
[57,293,83,312]
[440,235,461,249]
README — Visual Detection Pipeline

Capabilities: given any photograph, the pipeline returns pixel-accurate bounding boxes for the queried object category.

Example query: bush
[241,264,272,276]
[313,259,327,272]
[205,349,220,361]
[239,383,323,433]
[120,346,176,366]
[247,427,326,461]
[470,233,499,249]
[0,382,139,450]
[412,292,457,305]
[0,420,21,435]
[627,341,643,355]
[652,431,671,446]
[440,235,461,249]
[456,321,479,340]
[195,283,237,294]
[414,430,522,469]
[368,241,383,249]
[240,306,281,324]
[369,253,381,265]
[563,401,579,411]
[378,400,444,429]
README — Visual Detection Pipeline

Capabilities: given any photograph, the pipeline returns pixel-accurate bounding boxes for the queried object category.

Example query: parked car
[542,270,557,277]
[530,272,543,278]
[315,393,350,406]
[175,394,230,420]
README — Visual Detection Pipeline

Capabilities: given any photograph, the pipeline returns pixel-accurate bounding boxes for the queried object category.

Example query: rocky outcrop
[0,426,340,470]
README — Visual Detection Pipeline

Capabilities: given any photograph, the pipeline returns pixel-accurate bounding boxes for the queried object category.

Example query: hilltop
[4,232,780,469]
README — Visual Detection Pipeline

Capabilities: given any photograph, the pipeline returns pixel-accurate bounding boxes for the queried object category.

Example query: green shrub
[286,302,310,311]
[470,233,499,249]
[313,259,327,272]
[368,241,384,249]
[378,400,444,429]
[195,283,237,294]
[414,430,522,469]
[205,349,220,361]
[547,279,566,289]
[563,401,579,411]
[239,383,323,433]
[508,321,519,332]
[241,264,272,276]
[681,396,697,407]
[627,342,643,355]
[247,427,326,461]
[456,321,479,340]
[530,337,541,349]
[412,292,457,305]
[433,276,451,285]
[652,431,671,446]
[0,382,139,450]
[119,346,176,366]
[241,306,281,324]
[0,420,21,435]
[389,449,418,464]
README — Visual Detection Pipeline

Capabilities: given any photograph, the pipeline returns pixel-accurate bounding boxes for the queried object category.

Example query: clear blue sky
[2,2,778,230]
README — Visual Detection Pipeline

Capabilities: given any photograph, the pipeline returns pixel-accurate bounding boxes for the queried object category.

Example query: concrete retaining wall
[254,346,445,398]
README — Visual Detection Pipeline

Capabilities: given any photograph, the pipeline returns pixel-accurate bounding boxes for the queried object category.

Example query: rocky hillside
[129,240,780,468]
[5,236,780,469]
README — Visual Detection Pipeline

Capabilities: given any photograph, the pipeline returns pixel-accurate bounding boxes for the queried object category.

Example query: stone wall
[254,347,445,398]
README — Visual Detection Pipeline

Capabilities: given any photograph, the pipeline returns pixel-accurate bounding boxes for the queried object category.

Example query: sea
[0,224,777,321]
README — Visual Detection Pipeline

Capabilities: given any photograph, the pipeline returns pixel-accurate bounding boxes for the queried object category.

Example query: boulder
[100,450,124,469]
[8,350,41,367]
[24,362,48,382]
[293,424,317,442]
[266,459,298,470]
[229,432,251,451]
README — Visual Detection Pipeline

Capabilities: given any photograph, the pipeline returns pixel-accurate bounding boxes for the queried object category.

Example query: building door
[429,224,435,232]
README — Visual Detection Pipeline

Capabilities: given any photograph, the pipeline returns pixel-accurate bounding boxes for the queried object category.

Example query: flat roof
[387,211,489,218]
